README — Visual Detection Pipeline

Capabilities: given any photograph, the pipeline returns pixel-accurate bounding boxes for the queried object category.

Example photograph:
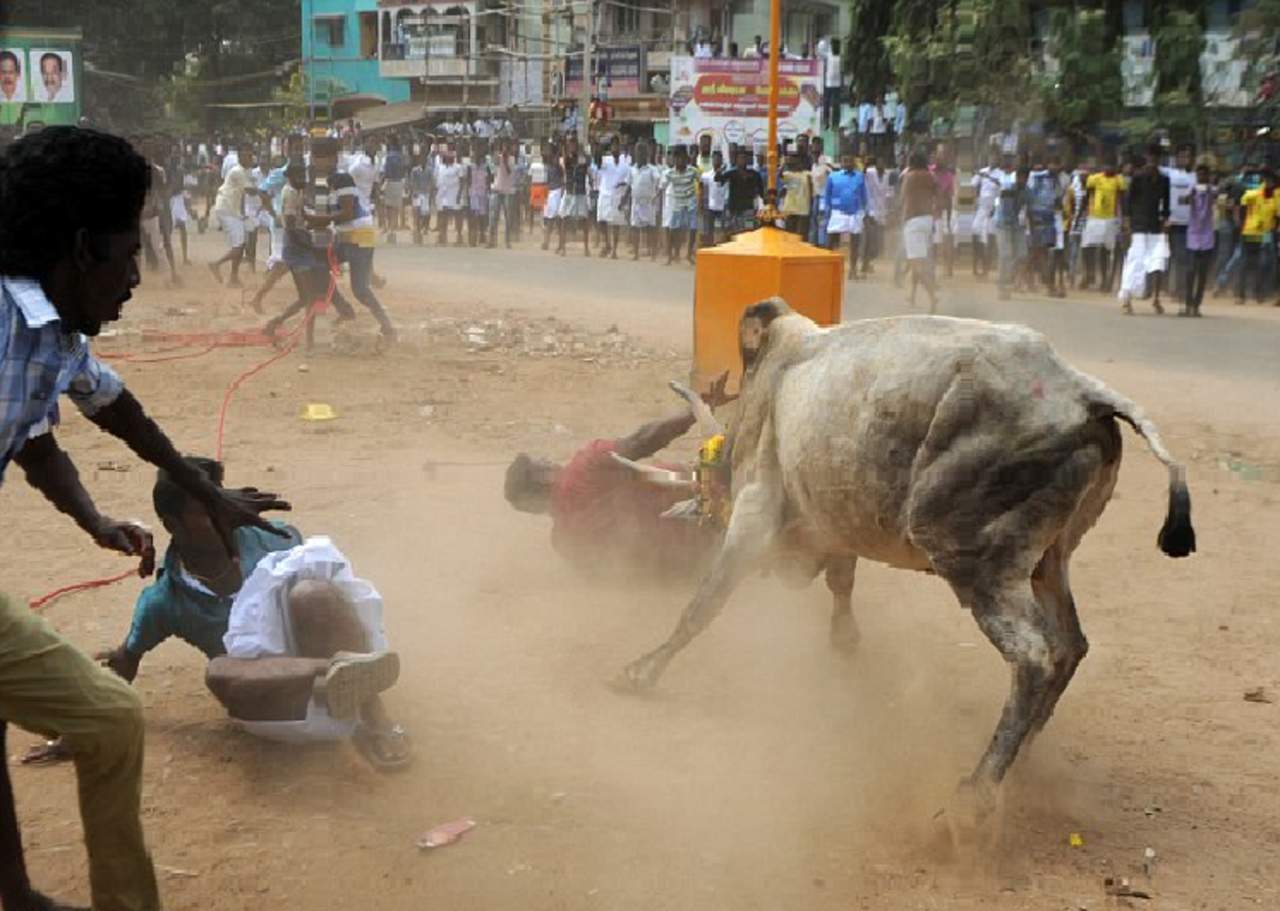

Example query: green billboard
[0,26,83,129]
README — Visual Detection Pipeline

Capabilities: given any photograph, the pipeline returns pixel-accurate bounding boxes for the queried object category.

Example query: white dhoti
[903,214,933,260]
[1082,216,1118,248]
[630,196,658,228]
[971,207,993,240]
[544,188,564,220]
[826,210,864,236]
[597,186,628,226]
[223,537,389,744]
[170,193,190,225]
[1118,232,1170,299]
[266,220,285,269]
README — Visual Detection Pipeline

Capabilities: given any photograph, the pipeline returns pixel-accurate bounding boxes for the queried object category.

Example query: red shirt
[550,439,716,575]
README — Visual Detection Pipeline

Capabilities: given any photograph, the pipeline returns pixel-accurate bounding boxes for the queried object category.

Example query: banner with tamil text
[668,56,820,151]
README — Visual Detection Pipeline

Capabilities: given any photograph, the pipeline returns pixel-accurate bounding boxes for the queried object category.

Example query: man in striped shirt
[663,146,699,265]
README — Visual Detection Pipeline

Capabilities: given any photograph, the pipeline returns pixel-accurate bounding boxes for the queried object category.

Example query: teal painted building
[301,0,409,118]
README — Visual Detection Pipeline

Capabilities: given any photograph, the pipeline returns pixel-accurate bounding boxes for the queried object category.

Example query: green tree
[1041,7,1124,144]
[1236,0,1280,102]
[882,0,1036,132]
[1151,6,1206,142]
[2,0,301,132]
[845,0,894,100]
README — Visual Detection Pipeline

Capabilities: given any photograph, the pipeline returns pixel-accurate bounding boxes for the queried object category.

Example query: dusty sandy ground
[3,228,1278,910]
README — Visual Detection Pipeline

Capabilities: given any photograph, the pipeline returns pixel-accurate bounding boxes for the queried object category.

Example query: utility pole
[578,0,592,146]
[577,2,593,146]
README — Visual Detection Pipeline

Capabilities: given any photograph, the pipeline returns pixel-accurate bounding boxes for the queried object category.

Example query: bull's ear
[739,297,788,370]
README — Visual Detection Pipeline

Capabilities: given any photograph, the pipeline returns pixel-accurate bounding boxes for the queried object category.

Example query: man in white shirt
[700,148,728,246]
[220,145,239,180]
[209,148,267,288]
[434,147,466,246]
[861,152,887,274]
[596,136,631,258]
[1161,143,1195,302]
[242,158,266,274]
[344,140,377,216]
[808,136,833,247]
[628,141,662,260]
[970,150,1005,278]
[822,38,842,129]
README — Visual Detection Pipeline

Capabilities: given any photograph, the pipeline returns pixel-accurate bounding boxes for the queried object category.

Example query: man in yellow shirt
[1235,169,1277,304]
[1081,160,1126,290]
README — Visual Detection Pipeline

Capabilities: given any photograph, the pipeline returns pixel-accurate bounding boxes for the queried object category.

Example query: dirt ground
[3,228,1278,910]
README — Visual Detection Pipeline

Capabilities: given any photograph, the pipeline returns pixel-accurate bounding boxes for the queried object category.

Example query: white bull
[618,298,1195,805]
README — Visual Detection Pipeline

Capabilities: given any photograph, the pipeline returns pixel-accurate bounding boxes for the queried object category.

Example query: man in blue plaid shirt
[0,128,290,911]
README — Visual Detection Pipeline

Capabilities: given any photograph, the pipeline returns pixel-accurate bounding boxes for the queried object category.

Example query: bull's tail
[1075,370,1196,558]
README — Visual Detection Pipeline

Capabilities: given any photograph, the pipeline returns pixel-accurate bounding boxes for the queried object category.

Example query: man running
[307,137,397,345]
[899,150,940,311]
[1118,144,1170,315]
[209,146,266,288]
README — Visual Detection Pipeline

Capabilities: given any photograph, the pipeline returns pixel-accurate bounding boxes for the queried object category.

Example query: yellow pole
[763,0,781,221]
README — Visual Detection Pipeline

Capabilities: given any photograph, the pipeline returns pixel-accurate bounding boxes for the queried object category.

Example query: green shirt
[123,522,303,658]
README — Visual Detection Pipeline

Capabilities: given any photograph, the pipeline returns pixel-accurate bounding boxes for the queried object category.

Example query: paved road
[377,234,1280,388]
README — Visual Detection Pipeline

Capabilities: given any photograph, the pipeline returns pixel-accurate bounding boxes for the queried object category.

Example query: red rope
[29,569,139,611]
[213,246,339,460]
[29,247,342,611]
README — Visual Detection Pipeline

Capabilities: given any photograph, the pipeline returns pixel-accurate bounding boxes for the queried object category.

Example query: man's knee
[289,579,366,658]
[72,669,144,759]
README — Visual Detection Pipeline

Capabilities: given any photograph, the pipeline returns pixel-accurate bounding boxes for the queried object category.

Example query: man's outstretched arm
[614,371,735,461]
[14,431,155,575]
[614,410,698,462]
[86,389,290,554]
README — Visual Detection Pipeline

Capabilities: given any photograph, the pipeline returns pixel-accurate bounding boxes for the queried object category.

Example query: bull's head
[738,296,791,372]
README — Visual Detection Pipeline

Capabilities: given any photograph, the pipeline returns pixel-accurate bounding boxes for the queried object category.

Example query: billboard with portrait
[668,56,821,152]
[0,49,27,105]
[0,28,82,130]
[29,49,75,104]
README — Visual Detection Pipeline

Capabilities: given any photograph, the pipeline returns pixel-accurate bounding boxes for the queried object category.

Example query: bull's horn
[609,452,696,489]
[668,380,724,438]
[660,498,701,521]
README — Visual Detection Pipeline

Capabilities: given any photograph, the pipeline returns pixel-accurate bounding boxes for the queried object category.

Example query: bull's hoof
[611,655,664,693]
[938,778,1004,857]
[829,613,861,656]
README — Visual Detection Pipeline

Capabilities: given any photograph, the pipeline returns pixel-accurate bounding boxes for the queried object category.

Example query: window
[1121,0,1147,32]
[1207,0,1248,30]
[314,15,346,49]
[359,12,377,58]
[612,0,640,36]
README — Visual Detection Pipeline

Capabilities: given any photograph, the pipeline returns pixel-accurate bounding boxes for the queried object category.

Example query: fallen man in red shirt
[504,374,735,578]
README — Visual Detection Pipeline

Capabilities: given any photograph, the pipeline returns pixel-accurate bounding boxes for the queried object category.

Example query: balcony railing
[380,54,498,81]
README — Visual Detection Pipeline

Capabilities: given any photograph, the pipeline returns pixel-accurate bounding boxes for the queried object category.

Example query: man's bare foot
[208,263,222,284]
